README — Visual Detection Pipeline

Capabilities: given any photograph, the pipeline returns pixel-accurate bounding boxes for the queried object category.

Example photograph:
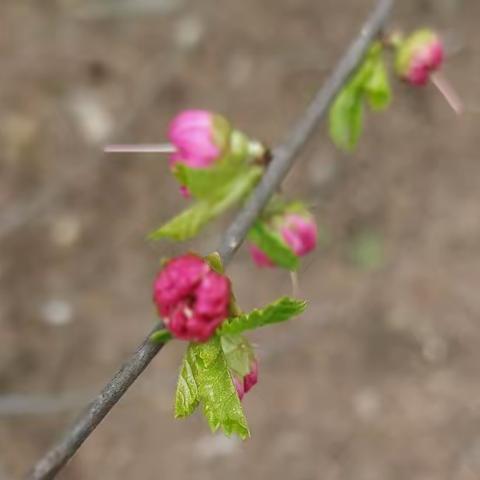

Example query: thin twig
[26,1,393,478]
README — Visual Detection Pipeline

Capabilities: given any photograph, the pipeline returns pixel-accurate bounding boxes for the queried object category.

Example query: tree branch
[26,1,393,478]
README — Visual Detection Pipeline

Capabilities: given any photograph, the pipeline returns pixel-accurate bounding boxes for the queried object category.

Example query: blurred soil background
[1,0,480,478]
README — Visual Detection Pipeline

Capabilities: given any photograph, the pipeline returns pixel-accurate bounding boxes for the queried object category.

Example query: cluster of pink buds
[250,212,318,268]
[153,254,231,342]
[234,361,258,400]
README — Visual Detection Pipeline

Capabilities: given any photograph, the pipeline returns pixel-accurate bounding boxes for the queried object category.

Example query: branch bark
[26,1,393,478]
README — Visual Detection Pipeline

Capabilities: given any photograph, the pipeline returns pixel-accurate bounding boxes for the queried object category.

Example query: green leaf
[218,296,307,336]
[328,42,391,152]
[328,84,364,152]
[189,337,250,439]
[248,220,300,271]
[221,334,253,377]
[174,153,246,202]
[364,58,392,111]
[175,347,200,418]
[149,329,173,344]
[148,201,212,241]
[149,166,262,242]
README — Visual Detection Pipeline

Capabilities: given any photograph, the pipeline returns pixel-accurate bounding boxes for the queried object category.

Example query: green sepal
[204,252,224,274]
[248,220,300,271]
[218,296,307,336]
[148,166,262,242]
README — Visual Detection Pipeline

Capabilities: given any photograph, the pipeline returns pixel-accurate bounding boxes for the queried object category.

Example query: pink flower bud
[248,244,275,268]
[234,360,258,400]
[395,29,444,86]
[234,376,245,400]
[249,212,318,268]
[153,254,231,342]
[168,110,231,169]
[280,213,318,257]
[243,360,258,394]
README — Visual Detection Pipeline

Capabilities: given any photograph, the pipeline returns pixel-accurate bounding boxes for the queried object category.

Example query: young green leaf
[328,84,364,152]
[148,201,212,241]
[328,42,391,151]
[175,347,200,418]
[364,58,392,111]
[148,166,262,242]
[248,220,300,271]
[221,334,253,377]
[218,296,307,336]
[174,153,247,201]
[190,337,250,439]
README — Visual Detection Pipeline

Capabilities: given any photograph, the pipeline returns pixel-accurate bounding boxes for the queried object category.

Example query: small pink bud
[153,254,231,342]
[249,212,318,268]
[168,110,231,169]
[234,360,258,400]
[395,29,444,86]
[248,244,275,268]
[243,360,258,394]
[234,376,245,400]
[280,213,318,257]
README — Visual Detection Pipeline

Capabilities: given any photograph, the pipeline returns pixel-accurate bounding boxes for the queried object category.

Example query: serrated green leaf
[248,220,300,271]
[190,337,250,439]
[175,347,200,418]
[218,296,307,336]
[364,58,392,111]
[328,84,364,152]
[221,334,253,377]
[149,166,262,242]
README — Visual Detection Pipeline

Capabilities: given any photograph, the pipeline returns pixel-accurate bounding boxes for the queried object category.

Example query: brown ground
[1,0,480,479]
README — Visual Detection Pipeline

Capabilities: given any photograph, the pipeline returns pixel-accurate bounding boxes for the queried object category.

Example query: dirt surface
[1,0,480,478]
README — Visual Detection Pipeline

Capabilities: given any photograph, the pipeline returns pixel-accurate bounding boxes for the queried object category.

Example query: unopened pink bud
[234,360,258,400]
[280,213,317,257]
[243,360,258,394]
[153,254,231,342]
[248,244,275,268]
[396,29,444,86]
[168,110,231,169]
[234,376,245,400]
[248,212,317,268]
